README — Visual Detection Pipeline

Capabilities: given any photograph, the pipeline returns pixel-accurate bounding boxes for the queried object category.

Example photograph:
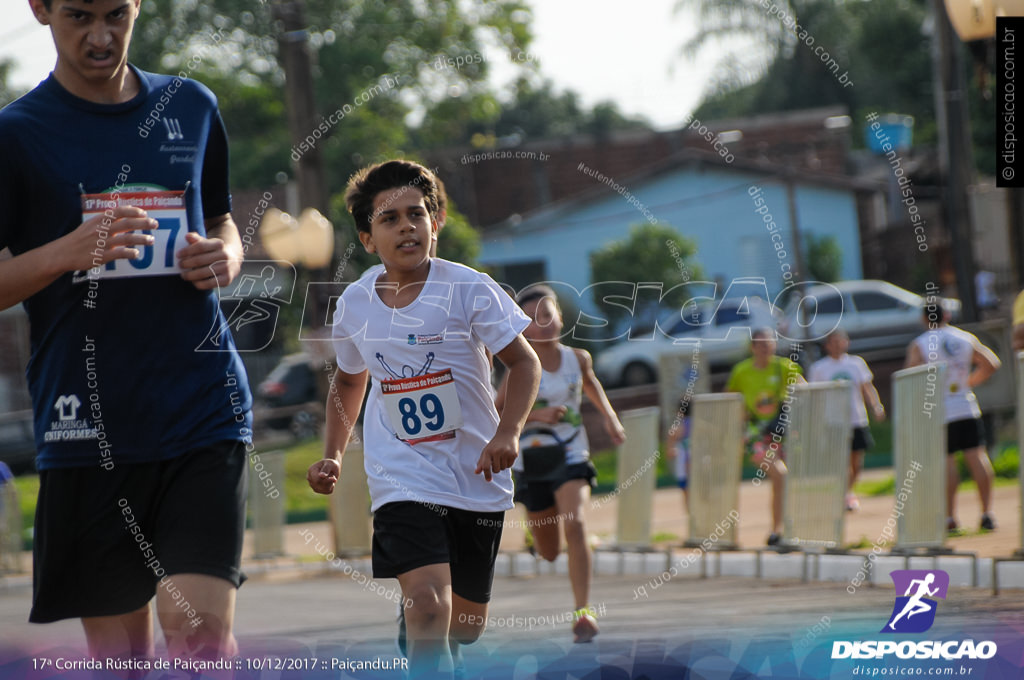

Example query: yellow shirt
[1013,291,1024,327]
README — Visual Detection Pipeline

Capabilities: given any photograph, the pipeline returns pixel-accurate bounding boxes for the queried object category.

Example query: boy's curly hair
[345,160,440,233]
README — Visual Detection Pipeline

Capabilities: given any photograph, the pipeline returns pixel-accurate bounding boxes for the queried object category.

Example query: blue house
[479,149,883,320]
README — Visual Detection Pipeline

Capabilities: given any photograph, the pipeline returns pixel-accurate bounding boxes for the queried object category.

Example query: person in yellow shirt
[1012,290,1024,352]
[726,328,805,546]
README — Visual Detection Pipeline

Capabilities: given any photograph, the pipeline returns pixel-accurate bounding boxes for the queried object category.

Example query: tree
[803,233,842,282]
[590,223,702,331]
[678,0,994,168]
[128,0,537,192]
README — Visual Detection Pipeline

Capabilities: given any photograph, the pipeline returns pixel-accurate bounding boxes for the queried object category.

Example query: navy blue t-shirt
[0,66,252,470]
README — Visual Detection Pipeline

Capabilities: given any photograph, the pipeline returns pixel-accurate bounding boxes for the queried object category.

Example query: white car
[777,280,961,360]
[593,297,780,387]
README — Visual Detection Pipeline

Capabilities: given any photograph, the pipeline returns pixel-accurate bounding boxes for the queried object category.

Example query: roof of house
[482,146,886,236]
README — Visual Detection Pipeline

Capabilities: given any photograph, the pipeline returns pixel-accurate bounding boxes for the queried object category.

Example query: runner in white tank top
[808,329,885,511]
[904,300,1000,532]
[495,284,625,644]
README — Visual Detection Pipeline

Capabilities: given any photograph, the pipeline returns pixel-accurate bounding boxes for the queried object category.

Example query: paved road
[1,570,1021,678]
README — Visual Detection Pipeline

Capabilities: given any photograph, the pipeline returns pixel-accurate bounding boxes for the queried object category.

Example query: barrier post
[686,393,744,551]
[783,382,852,549]
[0,477,20,574]
[892,364,946,551]
[614,407,661,548]
[330,429,372,556]
[249,434,288,558]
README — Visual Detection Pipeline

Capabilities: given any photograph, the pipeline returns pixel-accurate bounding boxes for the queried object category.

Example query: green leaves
[590,223,702,329]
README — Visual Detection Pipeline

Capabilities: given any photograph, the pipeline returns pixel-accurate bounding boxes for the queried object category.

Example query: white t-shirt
[912,325,983,423]
[516,344,590,469]
[808,354,873,427]
[332,258,530,512]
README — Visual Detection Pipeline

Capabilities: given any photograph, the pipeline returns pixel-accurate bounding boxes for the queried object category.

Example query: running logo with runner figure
[881,570,949,634]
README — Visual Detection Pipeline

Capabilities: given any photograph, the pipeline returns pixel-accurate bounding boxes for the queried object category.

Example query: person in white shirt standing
[904,299,1001,532]
[809,330,886,511]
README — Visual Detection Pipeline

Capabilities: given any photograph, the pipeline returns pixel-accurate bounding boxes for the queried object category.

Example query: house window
[496,260,547,294]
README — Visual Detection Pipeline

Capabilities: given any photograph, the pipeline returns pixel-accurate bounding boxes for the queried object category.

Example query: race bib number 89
[80,190,189,279]
[381,369,463,444]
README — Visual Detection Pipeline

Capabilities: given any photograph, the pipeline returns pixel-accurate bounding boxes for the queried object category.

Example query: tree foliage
[803,232,842,282]
[679,0,992,169]
[590,223,702,329]
[128,0,536,193]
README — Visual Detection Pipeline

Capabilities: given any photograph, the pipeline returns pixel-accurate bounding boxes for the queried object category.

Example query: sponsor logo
[831,570,997,661]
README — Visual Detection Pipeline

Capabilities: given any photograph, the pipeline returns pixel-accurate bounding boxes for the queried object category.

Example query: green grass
[13,474,39,546]
[7,431,1019,550]
[854,476,895,497]
[280,439,331,524]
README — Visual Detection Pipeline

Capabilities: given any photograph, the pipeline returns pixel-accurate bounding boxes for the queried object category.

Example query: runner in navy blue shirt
[1,0,252,662]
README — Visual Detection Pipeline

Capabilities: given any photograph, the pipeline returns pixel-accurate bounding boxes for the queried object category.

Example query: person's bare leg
[155,574,237,662]
[82,604,154,666]
[554,480,591,611]
[527,506,561,562]
[554,479,598,642]
[397,563,454,679]
[963,446,994,515]
[848,450,864,493]
[449,593,487,646]
[946,455,959,525]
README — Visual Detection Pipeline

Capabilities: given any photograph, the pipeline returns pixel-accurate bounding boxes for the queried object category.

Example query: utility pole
[931,0,978,321]
[784,174,806,285]
[272,0,332,329]
[272,0,327,215]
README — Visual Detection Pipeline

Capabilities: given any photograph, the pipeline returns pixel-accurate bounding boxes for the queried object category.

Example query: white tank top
[516,344,590,466]
[912,325,982,423]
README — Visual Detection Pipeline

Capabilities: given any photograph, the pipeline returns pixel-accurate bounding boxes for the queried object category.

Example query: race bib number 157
[79,190,189,280]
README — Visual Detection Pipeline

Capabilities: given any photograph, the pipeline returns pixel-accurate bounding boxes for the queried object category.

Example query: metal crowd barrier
[892,363,948,552]
[687,393,744,555]
[783,382,852,551]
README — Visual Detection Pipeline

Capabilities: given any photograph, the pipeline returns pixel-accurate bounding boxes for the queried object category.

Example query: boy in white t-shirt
[307,160,541,678]
[904,300,1000,532]
[808,330,886,511]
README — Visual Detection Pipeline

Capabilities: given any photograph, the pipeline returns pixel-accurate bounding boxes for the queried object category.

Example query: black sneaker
[767,533,782,546]
[980,514,996,531]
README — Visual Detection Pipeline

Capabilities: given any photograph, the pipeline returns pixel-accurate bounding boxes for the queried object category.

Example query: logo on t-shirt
[942,336,962,357]
[54,394,81,421]
[163,118,184,140]
[44,394,97,442]
[406,333,444,345]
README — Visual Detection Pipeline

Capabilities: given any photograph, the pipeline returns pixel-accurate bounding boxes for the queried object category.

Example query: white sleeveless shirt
[516,344,591,466]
